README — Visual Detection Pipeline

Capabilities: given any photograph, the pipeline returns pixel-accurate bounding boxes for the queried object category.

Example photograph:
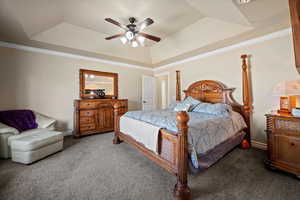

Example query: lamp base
[277,109,290,114]
[279,96,297,114]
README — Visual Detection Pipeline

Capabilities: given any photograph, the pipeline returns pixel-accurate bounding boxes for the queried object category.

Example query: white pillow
[173,103,191,112]
[0,122,19,134]
[35,112,56,129]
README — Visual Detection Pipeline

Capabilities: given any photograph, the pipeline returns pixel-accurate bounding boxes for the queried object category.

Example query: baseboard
[251,140,267,151]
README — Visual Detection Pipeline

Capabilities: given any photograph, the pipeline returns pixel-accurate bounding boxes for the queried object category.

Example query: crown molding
[0,28,291,73]
[0,41,154,72]
[153,28,292,72]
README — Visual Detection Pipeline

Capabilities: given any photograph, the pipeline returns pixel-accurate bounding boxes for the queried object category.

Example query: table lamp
[273,80,300,114]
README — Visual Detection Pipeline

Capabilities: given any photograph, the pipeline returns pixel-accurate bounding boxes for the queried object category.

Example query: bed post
[241,54,252,149]
[176,70,182,101]
[174,111,191,200]
[113,102,122,144]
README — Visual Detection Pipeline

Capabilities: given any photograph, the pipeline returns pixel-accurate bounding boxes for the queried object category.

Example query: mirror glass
[80,69,118,99]
[84,75,114,95]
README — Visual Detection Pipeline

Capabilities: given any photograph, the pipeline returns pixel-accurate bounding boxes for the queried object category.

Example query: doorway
[155,72,170,110]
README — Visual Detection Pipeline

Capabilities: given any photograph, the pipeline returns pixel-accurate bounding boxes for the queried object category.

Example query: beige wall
[0,32,298,143]
[155,33,299,143]
[0,46,152,131]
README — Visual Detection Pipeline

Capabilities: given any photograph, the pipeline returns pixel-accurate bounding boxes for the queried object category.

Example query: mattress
[122,109,247,169]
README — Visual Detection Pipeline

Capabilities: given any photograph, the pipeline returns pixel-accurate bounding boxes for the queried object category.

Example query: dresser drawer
[80,124,96,131]
[80,110,96,117]
[79,101,98,109]
[80,117,95,124]
[98,103,112,109]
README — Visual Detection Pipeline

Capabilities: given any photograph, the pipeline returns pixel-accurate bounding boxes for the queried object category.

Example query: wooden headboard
[177,55,253,146]
[183,80,243,115]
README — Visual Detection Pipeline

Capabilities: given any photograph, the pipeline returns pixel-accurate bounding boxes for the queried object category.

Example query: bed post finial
[113,102,122,144]
[241,54,252,149]
[174,111,191,200]
[176,70,182,101]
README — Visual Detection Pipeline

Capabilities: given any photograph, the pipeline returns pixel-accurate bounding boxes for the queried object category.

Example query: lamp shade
[273,80,300,96]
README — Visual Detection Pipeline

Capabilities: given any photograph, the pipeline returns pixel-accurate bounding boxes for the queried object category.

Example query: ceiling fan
[105,17,161,47]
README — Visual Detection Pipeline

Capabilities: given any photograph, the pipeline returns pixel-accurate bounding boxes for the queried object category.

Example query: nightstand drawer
[274,118,300,132]
[276,135,300,167]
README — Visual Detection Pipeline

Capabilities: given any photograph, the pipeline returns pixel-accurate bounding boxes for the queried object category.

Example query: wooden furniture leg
[174,111,191,200]
[113,102,123,144]
[176,71,182,101]
[240,54,253,149]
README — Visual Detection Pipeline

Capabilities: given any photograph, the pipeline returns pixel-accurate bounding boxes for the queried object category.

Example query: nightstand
[265,112,300,178]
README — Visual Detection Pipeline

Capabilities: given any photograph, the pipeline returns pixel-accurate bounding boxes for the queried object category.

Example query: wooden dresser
[265,113,300,177]
[74,99,128,137]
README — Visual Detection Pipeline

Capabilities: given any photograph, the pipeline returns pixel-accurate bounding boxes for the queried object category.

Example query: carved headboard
[177,55,253,146]
[183,80,243,118]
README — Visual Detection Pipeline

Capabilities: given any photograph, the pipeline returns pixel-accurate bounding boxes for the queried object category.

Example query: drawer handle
[291,142,295,146]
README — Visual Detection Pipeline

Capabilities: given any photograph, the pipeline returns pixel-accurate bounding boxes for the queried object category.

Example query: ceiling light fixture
[120,37,127,44]
[238,0,252,4]
[137,36,145,46]
[105,17,161,48]
[131,40,138,48]
[125,31,134,40]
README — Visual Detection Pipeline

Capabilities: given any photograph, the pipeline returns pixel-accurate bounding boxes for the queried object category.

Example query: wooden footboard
[113,103,191,200]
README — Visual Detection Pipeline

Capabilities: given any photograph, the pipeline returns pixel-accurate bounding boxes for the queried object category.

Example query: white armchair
[0,112,56,159]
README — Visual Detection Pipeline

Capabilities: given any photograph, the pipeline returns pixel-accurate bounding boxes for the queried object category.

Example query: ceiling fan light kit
[105,17,161,47]
[238,0,252,4]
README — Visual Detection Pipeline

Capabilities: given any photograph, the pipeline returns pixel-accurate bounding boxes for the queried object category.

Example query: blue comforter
[123,109,246,166]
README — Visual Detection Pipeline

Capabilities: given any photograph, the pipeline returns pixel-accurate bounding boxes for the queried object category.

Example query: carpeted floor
[0,133,299,200]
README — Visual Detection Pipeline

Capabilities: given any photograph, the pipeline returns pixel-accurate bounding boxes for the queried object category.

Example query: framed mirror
[80,69,118,99]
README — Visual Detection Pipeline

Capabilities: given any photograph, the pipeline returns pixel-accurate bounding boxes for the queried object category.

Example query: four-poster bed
[113,55,253,200]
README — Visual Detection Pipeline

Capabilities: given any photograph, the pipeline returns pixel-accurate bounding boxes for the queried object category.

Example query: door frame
[154,72,170,109]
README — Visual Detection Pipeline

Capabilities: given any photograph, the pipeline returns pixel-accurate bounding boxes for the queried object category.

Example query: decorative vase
[95,89,105,98]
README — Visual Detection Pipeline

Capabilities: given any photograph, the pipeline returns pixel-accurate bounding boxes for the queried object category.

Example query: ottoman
[9,129,63,164]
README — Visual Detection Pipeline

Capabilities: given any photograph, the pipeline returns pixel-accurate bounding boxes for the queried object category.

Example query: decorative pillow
[0,110,38,132]
[193,103,232,118]
[182,96,202,111]
[0,122,19,134]
[35,112,56,129]
[173,103,191,112]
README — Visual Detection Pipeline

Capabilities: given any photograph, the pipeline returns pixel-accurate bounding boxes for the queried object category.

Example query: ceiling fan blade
[105,18,128,30]
[105,33,125,40]
[139,32,161,42]
[136,18,154,31]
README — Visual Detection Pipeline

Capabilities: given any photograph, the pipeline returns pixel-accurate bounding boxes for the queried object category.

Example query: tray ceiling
[0,0,290,67]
